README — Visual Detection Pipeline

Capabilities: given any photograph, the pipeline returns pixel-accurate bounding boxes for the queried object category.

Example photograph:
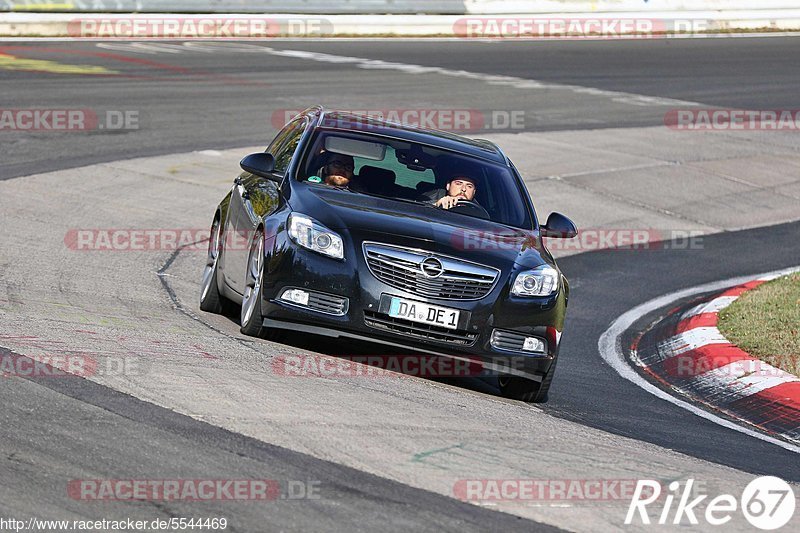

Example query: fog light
[523,337,545,353]
[490,329,547,354]
[281,288,309,306]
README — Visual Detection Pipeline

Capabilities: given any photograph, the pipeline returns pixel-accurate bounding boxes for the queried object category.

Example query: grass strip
[718,273,800,376]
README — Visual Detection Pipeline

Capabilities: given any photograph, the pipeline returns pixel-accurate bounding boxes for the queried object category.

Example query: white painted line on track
[598,265,800,454]
[84,40,704,107]
[263,47,702,107]
[759,272,793,281]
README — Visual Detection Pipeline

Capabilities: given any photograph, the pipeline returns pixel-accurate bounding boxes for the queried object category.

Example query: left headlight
[511,265,559,297]
[288,213,344,260]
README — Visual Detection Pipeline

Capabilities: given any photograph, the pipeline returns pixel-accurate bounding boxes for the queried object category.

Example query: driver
[420,174,478,210]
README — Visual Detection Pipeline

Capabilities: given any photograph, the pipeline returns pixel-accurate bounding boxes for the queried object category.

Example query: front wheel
[498,353,558,403]
[239,230,283,341]
[240,231,266,336]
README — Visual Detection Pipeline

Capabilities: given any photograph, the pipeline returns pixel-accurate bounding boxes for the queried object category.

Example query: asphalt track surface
[2,37,800,179]
[1,357,551,532]
[2,37,800,530]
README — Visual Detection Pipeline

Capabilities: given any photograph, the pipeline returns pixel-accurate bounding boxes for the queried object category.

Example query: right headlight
[287,213,344,260]
[511,265,559,297]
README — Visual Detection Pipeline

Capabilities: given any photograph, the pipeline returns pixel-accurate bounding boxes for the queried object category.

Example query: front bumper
[260,234,565,380]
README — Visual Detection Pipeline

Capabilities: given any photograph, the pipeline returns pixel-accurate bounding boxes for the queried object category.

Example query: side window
[269,118,306,175]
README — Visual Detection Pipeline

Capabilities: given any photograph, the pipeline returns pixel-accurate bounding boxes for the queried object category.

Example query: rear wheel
[200,216,229,314]
[498,353,558,403]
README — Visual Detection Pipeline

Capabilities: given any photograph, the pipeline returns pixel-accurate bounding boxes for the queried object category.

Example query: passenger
[315,152,355,187]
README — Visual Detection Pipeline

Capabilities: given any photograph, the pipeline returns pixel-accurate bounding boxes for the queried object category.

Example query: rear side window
[354,146,436,188]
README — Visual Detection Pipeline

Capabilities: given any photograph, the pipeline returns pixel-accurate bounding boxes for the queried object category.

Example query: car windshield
[297,130,533,228]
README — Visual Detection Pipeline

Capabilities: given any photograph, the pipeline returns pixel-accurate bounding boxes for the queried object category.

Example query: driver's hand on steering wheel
[435,195,462,209]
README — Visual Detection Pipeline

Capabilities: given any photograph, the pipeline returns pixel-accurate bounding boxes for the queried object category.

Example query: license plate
[388,297,460,330]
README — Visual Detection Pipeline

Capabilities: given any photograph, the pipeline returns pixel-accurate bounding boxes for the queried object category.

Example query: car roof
[308,109,508,165]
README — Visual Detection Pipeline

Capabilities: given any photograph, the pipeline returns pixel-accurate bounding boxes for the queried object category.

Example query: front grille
[363,242,499,300]
[364,311,478,345]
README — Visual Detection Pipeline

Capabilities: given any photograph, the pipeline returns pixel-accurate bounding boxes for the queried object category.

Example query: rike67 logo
[626,477,796,530]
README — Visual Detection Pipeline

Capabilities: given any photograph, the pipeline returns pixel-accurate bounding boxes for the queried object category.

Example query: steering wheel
[447,199,491,220]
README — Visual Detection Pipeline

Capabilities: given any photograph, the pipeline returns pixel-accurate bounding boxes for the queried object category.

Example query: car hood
[290,185,550,270]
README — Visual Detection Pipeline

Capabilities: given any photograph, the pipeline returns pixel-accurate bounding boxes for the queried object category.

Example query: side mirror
[541,212,578,239]
[240,152,277,181]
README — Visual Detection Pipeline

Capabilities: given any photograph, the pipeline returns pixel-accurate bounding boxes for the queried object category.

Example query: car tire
[498,352,558,403]
[240,229,284,341]
[200,216,232,314]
